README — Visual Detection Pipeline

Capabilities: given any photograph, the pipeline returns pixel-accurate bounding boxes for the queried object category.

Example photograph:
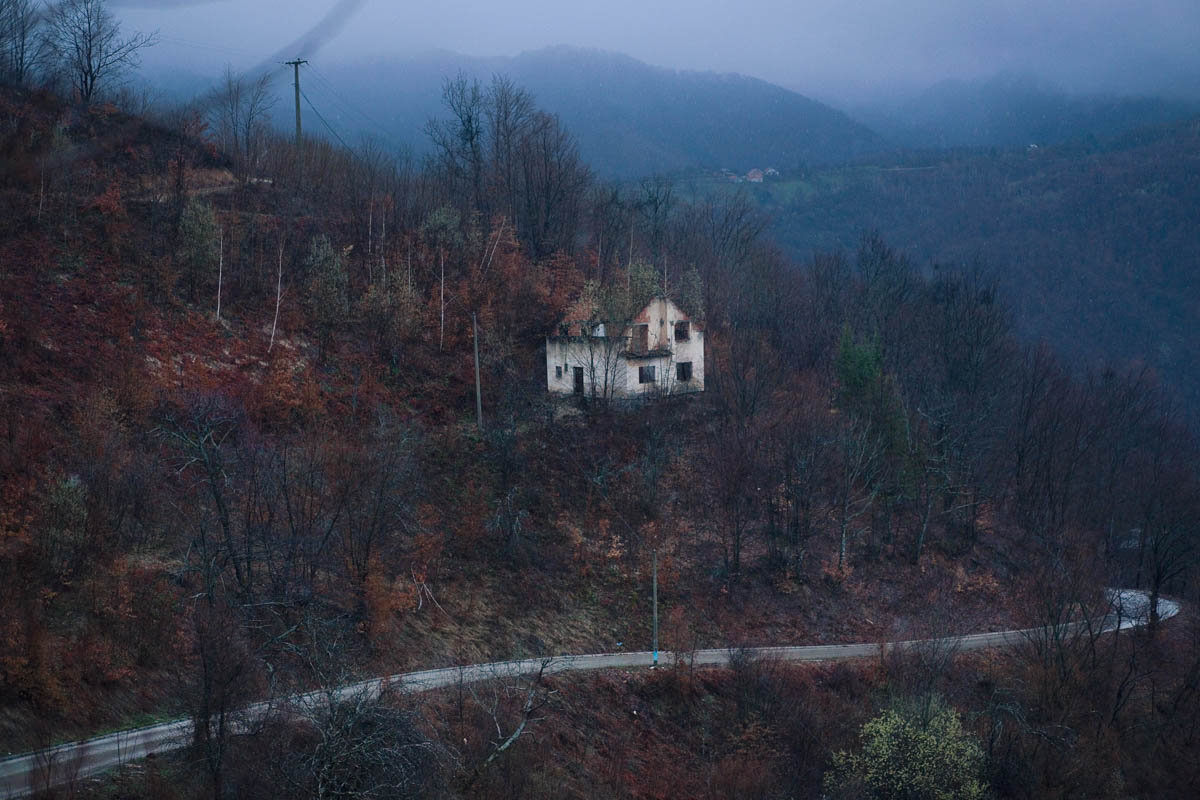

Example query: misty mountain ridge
[143,48,1197,175]
[855,72,1199,149]
[268,46,886,177]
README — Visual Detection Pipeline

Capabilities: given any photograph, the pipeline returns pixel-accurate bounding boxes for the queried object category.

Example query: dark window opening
[573,366,585,394]
[676,362,693,382]
[639,365,656,384]
[633,324,649,352]
[555,366,562,379]
[674,321,690,341]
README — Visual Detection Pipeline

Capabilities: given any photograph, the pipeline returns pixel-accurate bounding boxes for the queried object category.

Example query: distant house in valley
[546,297,704,400]
[764,167,779,177]
[746,168,765,183]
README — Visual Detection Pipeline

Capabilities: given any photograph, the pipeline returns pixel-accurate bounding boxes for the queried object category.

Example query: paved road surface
[0,589,1178,798]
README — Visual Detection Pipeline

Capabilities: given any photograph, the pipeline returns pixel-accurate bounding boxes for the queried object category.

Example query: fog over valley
[115,0,1200,106]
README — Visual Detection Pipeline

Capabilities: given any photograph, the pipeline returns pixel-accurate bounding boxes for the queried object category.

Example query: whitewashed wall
[546,298,704,399]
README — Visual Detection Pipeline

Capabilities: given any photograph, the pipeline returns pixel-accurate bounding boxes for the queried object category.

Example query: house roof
[632,297,693,325]
[549,297,700,340]
[554,296,700,338]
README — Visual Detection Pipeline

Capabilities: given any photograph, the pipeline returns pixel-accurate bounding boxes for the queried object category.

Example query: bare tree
[901,398,958,565]
[425,74,590,258]
[708,417,763,582]
[426,72,485,211]
[191,599,260,800]
[338,420,421,587]
[568,323,627,404]
[0,0,47,85]
[484,74,535,222]
[210,65,277,182]
[832,418,883,570]
[273,620,445,800]
[46,0,157,103]
[585,183,630,281]
[1132,415,1199,628]
[419,206,462,352]
[674,191,766,319]
[281,685,443,800]
[159,392,253,601]
[458,660,555,791]
[768,388,828,577]
[516,110,590,259]
[635,176,675,268]
[1017,548,1110,719]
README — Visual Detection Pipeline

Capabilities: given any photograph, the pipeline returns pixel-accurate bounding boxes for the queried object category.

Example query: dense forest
[1,3,1199,798]
[852,73,1197,149]
[685,119,1200,417]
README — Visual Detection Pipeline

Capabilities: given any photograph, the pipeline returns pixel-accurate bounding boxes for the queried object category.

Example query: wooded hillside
[1,65,1198,799]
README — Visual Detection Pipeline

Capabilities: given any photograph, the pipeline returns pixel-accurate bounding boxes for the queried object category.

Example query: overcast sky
[113,0,1200,102]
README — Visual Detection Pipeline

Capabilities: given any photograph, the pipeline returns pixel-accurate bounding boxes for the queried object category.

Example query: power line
[300,86,352,151]
[301,69,368,135]
[304,65,407,151]
[156,35,266,59]
[307,67,393,134]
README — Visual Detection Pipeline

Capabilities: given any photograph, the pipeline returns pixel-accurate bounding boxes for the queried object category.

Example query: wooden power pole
[285,58,308,146]
[652,545,659,667]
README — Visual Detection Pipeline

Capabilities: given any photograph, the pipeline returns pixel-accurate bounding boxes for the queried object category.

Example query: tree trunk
[913,492,934,565]
[269,243,283,352]
[215,227,223,320]
[439,248,445,351]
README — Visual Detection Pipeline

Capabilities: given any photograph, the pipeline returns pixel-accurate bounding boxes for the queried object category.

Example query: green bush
[824,698,986,800]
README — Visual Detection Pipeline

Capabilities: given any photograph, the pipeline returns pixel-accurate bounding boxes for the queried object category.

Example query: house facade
[546,297,705,399]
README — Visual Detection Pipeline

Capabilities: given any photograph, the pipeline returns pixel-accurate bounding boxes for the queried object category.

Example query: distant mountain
[296,46,885,177]
[855,73,1198,149]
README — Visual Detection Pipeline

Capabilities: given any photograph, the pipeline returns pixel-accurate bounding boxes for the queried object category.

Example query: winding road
[0,589,1179,798]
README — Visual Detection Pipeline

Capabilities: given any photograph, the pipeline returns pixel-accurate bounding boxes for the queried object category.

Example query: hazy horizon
[112,0,1200,106]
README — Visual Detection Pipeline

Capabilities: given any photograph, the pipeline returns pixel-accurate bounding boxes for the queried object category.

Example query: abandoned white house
[546,297,705,399]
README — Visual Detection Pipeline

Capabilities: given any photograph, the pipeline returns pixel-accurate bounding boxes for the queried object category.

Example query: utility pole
[285,59,308,146]
[472,312,484,432]
[652,545,659,667]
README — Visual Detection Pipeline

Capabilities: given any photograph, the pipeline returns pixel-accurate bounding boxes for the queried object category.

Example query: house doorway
[573,366,584,395]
